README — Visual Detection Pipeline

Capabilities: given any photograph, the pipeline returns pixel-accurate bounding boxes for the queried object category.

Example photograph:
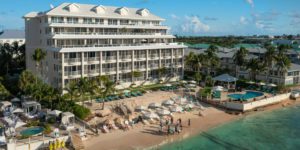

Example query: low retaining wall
[224,93,291,112]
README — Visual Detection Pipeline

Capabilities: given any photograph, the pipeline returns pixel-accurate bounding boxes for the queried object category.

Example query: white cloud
[240,16,248,25]
[170,14,179,19]
[245,0,254,7]
[180,16,210,33]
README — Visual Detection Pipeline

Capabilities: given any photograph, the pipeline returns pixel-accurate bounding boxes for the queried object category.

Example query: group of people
[159,116,191,135]
[48,139,66,150]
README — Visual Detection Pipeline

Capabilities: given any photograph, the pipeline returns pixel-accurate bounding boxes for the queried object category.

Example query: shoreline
[84,99,300,150]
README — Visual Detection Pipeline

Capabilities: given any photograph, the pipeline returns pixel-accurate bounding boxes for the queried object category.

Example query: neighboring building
[185,46,300,86]
[0,30,25,45]
[24,3,186,90]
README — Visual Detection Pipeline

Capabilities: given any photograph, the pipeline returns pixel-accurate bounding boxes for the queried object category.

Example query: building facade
[24,3,186,89]
[0,30,25,45]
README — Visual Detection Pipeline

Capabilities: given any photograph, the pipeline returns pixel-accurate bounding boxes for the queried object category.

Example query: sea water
[160,105,300,150]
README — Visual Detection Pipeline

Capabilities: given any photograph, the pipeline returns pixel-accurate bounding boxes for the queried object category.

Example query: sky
[0,0,300,36]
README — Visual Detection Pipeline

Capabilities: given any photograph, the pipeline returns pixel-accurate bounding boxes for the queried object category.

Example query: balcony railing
[150,54,159,59]
[49,21,166,27]
[85,57,100,62]
[135,55,146,60]
[64,71,81,76]
[51,32,166,36]
[120,55,132,60]
[53,43,183,48]
[135,66,146,70]
[103,56,117,62]
[64,58,81,63]
[84,69,99,74]
[120,67,132,71]
[103,68,116,73]
[149,64,159,68]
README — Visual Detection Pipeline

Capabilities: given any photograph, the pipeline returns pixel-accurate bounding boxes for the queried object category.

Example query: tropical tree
[205,75,213,87]
[18,70,37,95]
[246,58,265,81]
[0,77,10,100]
[77,77,90,105]
[96,75,116,109]
[32,48,46,78]
[158,67,167,82]
[185,52,206,74]
[233,46,249,77]
[275,54,291,85]
[263,45,276,83]
[0,43,13,75]
[205,45,219,75]
[64,80,79,102]
[131,70,143,82]
[194,72,202,85]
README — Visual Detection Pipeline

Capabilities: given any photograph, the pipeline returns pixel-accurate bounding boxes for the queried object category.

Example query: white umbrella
[135,105,146,111]
[267,83,277,87]
[181,80,187,84]
[258,82,266,86]
[123,90,130,93]
[162,100,174,105]
[187,84,196,88]
[165,84,172,87]
[143,112,159,119]
[213,86,224,91]
[48,110,62,117]
[14,120,26,128]
[170,106,183,112]
[11,98,20,102]
[176,98,187,104]
[12,108,23,113]
[157,109,171,116]
[247,81,255,84]
[185,103,194,109]
[148,103,161,109]
[189,80,197,84]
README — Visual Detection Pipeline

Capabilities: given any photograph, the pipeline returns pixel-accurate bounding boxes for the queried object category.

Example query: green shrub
[47,117,56,124]
[72,104,91,120]
[26,120,40,127]
[42,123,52,134]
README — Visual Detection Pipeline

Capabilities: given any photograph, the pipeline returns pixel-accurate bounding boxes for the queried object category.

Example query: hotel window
[67,17,78,24]
[95,18,104,24]
[83,18,93,24]
[131,20,138,25]
[51,16,64,23]
[152,21,159,25]
[120,20,129,25]
[142,21,150,25]
[44,17,48,23]
[108,19,118,25]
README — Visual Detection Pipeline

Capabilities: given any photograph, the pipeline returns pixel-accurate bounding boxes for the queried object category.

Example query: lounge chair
[125,93,131,98]
[136,91,143,96]
[131,92,138,97]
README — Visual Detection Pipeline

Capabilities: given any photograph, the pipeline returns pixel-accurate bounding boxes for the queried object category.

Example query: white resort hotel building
[24,3,186,89]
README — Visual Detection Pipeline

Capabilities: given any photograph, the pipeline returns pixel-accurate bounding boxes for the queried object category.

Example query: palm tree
[263,45,276,83]
[64,81,78,102]
[0,43,13,75]
[205,45,219,75]
[233,47,248,77]
[18,70,37,95]
[246,58,265,81]
[96,75,116,110]
[77,77,90,105]
[275,54,291,85]
[131,70,143,82]
[185,52,206,74]
[32,48,46,78]
[158,67,167,82]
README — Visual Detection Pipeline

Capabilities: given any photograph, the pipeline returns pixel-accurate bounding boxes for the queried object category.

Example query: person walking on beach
[188,119,191,127]
[171,117,174,124]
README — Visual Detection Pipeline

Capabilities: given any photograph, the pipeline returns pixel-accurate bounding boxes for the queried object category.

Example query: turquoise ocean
[160,105,300,150]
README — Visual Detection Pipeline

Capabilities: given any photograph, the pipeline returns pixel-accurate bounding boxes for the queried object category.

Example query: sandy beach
[83,89,300,150]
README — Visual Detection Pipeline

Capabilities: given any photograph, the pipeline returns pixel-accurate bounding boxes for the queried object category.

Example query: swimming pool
[228,91,264,101]
[20,127,44,136]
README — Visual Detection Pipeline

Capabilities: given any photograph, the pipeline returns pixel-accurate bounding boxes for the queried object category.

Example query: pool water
[20,127,44,136]
[228,91,263,101]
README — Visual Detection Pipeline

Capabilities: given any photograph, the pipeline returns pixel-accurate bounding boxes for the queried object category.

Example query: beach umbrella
[165,84,172,87]
[267,83,277,87]
[123,90,130,93]
[48,110,62,117]
[185,103,194,109]
[162,100,174,106]
[148,103,161,109]
[187,84,196,88]
[247,81,255,84]
[181,80,187,84]
[157,109,171,116]
[14,120,26,128]
[12,108,23,114]
[189,80,197,84]
[258,82,266,86]
[213,86,224,91]
[170,106,183,112]
[11,97,20,102]
[135,105,147,111]
[143,112,159,119]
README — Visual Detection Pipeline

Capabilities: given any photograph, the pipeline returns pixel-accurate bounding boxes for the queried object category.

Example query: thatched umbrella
[157,109,171,116]
[170,106,183,112]
[143,112,159,119]
[162,100,174,106]
[104,119,113,125]
[135,105,147,112]
[148,103,161,109]
[114,118,124,125]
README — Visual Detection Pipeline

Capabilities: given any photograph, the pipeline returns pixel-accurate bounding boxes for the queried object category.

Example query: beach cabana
[0,101,12,114]
[213,74,237,89]
[61,112,75,130]
[22,101,41,118]
[48,110,62,117]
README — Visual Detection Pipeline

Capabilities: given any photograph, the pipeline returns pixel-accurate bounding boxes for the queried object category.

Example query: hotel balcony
[103,56,117,63]
[84,69,99,75]
[135,66,147,71]
[85,57,100,63]
[48,22,169,30]
[134,55,146,60]
[162,54,172,59]
[64,58,81,65]
[150,54,159,60]
[149,64,159,69]
[64,71,81,77]
[103,68,117,74]
[120,55,132,61]
[120,67,132,73]
[120,78,132,83]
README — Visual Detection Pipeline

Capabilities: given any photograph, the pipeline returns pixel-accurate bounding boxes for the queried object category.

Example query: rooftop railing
[51,32,167,36]
[55,43,182,48]
[49,21,167,27]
